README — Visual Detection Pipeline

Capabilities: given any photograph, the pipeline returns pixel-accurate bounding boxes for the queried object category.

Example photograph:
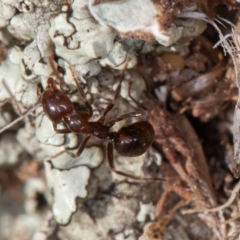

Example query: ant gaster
[40,59,164,181]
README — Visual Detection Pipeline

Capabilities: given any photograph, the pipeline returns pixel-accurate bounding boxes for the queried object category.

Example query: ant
[40,58,164,181]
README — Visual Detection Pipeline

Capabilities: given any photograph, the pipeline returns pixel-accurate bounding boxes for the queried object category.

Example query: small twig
[0,79,41,134]
[227,230,240,240]
[182,181,240,214]
[220,214,240,225]
[0,102,41,134]
[155,182,192,218]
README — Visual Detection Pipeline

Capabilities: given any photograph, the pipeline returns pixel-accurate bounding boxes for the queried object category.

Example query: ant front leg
[37,84,43,98]
[51,135,91,158]
[52,123,71,134]
[48,54,71,93]
[98,64,129,124]
[105,81,149,128]
[107,142,165,181]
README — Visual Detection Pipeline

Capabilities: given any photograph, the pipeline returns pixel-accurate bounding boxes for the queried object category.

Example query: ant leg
[48,53,71,92]
[104,80,149,127]
[105,110,147,128]
[51,135,91,158]
[68,67,93,117]
[98,63,129,123]
[107,142,165,181]
[37,84,42,97]
[53,123,71,134]
[128,81,148,111]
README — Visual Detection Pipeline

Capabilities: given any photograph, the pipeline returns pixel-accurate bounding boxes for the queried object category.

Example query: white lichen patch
[49,0,136,72]
[31,212,57,240]
[98,41,137,69]
[0,132,24,165]
[116,70,145,102]
[51,146,104,170]
[35,114,66,148]
[22,40,53,79]
[0,213,43,240]
[17,121,46,161]
[112,153,147,181]
[0,1,16,27]
[136,202,155,222]
[44,160,91,225]
[0,48,39,107]
[0,0,172,235]
[114,230,136,240]
[57,195,140,240]
[111,146,162,182]
[0,51,22,102]
[97,197,139,233]
[0,110,12,129]
[89,0,206,47]
[24,177,47,213]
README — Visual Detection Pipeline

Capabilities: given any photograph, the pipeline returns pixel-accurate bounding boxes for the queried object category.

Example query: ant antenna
[48,53,70,92]
[127,81,148,111]
[68,66,93,117]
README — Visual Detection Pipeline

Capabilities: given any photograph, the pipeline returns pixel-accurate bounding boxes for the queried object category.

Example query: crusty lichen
[0,0,221,239]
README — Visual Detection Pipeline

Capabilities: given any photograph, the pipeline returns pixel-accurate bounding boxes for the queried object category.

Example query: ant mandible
[40,58,164,181]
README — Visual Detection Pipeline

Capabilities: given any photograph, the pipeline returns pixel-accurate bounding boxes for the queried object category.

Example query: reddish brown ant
[40,59,164,181]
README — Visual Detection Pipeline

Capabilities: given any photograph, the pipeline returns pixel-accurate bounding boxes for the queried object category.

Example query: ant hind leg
[107,142,165,181]
[51,135,91,159]
[128,80,148,111]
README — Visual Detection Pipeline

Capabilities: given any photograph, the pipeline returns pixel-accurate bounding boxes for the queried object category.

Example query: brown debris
[145,99,226,237]
[2,2,240,240]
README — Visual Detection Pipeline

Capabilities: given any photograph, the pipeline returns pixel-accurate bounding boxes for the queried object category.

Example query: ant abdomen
[114,121,155,157]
